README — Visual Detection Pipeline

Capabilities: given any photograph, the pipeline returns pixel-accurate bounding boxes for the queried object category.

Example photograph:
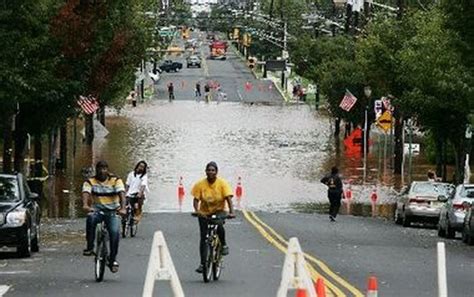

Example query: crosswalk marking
[0,285,10,296]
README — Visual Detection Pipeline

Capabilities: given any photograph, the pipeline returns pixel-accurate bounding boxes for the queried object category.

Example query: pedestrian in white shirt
[125,161,149,222]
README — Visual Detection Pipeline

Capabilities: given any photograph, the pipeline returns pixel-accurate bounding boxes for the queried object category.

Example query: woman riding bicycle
[82,160,126,273]
[191,161,235,274]
[125,160,149,223]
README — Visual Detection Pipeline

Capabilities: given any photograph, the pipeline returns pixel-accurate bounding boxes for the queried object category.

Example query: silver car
[395,181,454,227]
[438,184,474,238]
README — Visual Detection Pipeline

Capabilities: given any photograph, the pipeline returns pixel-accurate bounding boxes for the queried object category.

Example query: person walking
[320,166,344,222]
[204,83,211,103]
[168,82,175,101]
[195,82,202,98]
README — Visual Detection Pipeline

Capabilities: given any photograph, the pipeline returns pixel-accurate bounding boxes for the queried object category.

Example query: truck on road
[209,41,228,60]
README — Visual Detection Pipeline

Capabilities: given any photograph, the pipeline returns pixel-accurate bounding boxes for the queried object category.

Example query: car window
[460,187,474,199]
[0,177,20,202]
[411,183,451,196]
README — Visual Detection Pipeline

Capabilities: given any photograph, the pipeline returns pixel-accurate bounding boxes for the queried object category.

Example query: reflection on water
[45,100,453,218]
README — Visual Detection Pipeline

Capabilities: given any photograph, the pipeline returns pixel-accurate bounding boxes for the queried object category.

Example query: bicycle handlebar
[191,212,235,220]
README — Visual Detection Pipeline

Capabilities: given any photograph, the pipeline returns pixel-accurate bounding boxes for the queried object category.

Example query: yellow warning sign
[376,111,392,133]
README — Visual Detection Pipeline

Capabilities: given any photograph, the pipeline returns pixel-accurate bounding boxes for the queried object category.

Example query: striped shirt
[82,175,125,211]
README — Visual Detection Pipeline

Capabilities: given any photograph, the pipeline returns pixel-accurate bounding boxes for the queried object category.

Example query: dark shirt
[320,174,343,199]
[168,85,174,93]
[204,85,210,92]
[196,83,201,91]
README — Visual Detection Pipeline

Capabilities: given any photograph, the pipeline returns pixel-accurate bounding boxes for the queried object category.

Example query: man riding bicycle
[82,161,126,273]
[191,161,235,274]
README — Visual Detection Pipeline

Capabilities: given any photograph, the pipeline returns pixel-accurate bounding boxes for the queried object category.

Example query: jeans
[198,213,226,265]
[86,211,120,262]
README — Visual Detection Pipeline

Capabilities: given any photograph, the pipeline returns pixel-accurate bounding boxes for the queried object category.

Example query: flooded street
[97,101,332,213]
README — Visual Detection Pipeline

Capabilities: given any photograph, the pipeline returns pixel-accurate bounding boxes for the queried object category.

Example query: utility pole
[394,0,404,175]
[281,21,288,90]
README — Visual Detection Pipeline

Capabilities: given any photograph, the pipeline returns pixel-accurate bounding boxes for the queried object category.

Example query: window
[0,177,20,203]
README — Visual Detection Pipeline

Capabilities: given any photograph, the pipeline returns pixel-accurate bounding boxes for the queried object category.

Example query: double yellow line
[243,210,364,297]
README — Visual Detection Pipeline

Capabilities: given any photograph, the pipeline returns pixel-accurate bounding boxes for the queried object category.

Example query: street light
[465,124,472,184]
[363,86,372,183]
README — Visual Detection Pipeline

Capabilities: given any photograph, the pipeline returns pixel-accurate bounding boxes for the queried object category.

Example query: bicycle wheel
[121,216,128,238]
[94,228,106,282]
[130,214,138,237]
[212,240,222,281]
[202,243,213,283]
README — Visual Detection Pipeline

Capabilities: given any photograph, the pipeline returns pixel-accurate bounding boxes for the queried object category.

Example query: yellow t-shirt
[191,177,233,216]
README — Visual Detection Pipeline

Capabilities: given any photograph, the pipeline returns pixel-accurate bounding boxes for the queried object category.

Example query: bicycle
[121,196,138,238]
[192,213,232,283]
[94,211,109,282]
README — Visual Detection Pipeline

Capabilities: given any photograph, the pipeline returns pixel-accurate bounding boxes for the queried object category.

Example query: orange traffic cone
[295,288,308,297]
[178,176,185,200]
[315,278,326,297]
[370,187,378,217]
[367,276,378,297]
[235,176,243,199]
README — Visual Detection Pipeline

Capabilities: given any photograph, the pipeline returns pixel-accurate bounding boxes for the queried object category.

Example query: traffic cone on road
[235,176,243,199]
[235,176,243,209]
[314,278,326,297]
[178,177,185,212]
[367,276,378,297]
[295,288,307,297]
[370,187,378,217]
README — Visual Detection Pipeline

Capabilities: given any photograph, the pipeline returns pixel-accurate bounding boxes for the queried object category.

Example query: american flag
[339,90,358,112]
[77,95,99,114]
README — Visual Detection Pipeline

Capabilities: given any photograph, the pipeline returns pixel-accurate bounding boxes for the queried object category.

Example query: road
[3,212,474,296]
[154,32,283,104]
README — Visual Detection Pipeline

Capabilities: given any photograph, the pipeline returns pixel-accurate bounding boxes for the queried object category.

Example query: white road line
[0,271,31,275]
[0,285,10,296]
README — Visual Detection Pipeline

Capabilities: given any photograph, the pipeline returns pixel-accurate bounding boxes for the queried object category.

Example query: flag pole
[363,107,368,183]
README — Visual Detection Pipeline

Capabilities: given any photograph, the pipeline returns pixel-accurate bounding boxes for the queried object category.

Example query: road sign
[266,60,286,71]
[376,111,392,133]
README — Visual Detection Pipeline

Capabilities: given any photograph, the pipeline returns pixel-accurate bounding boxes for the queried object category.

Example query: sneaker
[195,264,204,273]
[83,249,94,256]
[329,216,336,222]
[109,261,119,273]
[221,245,229,256]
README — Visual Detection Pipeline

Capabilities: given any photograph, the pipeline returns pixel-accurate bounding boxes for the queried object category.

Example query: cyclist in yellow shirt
[191,161,235,273]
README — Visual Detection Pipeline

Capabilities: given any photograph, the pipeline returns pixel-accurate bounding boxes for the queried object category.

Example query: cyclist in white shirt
[125,161,149,222]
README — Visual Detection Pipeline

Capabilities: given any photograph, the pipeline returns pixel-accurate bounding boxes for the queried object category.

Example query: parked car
[439,184,474,238]
[394,181,454,227]
[159,60,183,73]
[186,55,201,68]
[0,174,41,257]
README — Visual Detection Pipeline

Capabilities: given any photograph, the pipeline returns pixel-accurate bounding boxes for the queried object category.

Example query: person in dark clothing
[195,82,201,97]
[168,82,175,101]
[320,166,345,222]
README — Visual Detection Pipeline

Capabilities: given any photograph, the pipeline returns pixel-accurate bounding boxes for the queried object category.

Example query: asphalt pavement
[154,32,283,104]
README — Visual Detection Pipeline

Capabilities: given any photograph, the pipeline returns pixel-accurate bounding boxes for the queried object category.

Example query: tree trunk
[34,135,43,177]
[435,134,443,178]
[85,114,94,145]
[453,140,466,185]
[2,113,13,173]
[334,118,341,137]
[13,130,27,174]
[57,125,68,170]
[97,105,105,126]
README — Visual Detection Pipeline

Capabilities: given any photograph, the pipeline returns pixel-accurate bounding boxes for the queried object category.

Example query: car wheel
[462,227,469,243]
[31,224,40,252]
[446,223,456,239]
[402,212,411,227]
[18,227,32,258]
[394,208,402,225]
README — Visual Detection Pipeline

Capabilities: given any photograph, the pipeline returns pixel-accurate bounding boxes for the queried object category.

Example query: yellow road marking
[243,210,342,297]
[244,210,365,297]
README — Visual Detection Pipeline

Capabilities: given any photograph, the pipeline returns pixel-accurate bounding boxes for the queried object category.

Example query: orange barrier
[367,276,378,297]
[295,288,308,297]
[315,278,326,297]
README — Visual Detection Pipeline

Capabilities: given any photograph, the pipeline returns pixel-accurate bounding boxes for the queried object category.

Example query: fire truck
[209,41,228,60]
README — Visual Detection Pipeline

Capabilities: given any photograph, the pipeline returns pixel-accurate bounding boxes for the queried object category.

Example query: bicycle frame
[94,212,109,282]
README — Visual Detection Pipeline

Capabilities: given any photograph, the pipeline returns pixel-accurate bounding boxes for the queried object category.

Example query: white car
[438,184,474,238]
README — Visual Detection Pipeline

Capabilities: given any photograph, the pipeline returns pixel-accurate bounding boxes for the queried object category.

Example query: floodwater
[44,100,447,218]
